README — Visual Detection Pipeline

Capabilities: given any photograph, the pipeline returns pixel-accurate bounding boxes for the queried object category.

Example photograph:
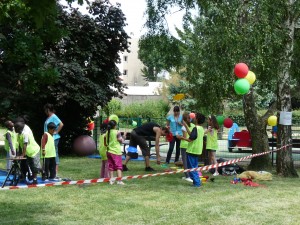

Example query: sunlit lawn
[0,152,299,225]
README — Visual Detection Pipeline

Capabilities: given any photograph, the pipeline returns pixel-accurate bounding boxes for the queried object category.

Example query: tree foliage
[144,0,300,174]
[138,34,182,81]
[0,0,129,153]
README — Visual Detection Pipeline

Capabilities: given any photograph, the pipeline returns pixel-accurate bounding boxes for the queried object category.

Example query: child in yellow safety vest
[105,120,126,185]
[41,122,57,181]
[14,120,40,185]
[98,122,109,178]
[4,121,18,171]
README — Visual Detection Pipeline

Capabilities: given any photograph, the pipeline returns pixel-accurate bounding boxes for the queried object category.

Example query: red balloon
[234,63,249,78]
[73,135,96,156]
[189,112,196,119]
[223,118,233,128]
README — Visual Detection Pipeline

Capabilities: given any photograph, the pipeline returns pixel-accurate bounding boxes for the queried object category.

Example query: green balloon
[132,121,137,127]
[216,115,225,125]
[234,79,250,95]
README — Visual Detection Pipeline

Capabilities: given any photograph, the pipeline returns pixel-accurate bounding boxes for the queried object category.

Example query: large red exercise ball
[267,116,277,126]
[245,71,256,85]
[234,79,250,95]
[109,114,119,123]
[216,115,225,125]
[189,112,196,119]
[223,118,233,128]
[73,135,96,156]
[234,63,249,78]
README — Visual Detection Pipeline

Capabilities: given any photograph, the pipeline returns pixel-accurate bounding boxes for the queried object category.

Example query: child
[14,120,40,184]
[98,122,109,178]
[179,113,195,182]
[4,121,18,171]
[177,113,205,187]
[105,120,125,185]
[41,122,57,180]
[206,115,220,176]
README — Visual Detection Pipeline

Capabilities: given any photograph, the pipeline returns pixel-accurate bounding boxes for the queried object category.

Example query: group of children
[3,118,58,185]
[175,112,220,187]
[98,112,220,188]
[98,114,126,185]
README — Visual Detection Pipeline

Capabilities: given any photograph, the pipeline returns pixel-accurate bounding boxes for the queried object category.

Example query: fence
[92,116,300,167]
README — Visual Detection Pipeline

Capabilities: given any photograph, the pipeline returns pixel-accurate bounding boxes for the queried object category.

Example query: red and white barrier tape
[0,144,290,191]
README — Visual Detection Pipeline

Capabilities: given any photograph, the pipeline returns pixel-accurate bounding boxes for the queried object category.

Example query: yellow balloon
[245,71,256,85]
[267,116,277,126]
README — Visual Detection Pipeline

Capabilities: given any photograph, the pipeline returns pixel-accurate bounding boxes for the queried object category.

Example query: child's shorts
[107,152,123,171]
[27,153,40,174]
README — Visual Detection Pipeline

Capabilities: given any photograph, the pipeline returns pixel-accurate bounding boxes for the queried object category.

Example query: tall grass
[0,156,299,225]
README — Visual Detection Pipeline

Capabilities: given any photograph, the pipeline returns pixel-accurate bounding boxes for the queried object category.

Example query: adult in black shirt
[123,122,169,171]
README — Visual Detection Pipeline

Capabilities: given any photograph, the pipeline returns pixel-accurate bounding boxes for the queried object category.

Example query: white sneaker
[109,180,115,185]
[185,177,193,182]
[182,177,187,180]
[117,181,125,185]
[213,172,219,176]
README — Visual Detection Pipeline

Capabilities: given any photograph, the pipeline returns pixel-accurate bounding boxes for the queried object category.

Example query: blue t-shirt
[167,114,183,136]
[228,123,239,140]
[44,114,62,140]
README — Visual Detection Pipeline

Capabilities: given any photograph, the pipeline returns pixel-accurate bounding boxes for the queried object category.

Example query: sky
[109,0,184,37]
[62,0,184,38]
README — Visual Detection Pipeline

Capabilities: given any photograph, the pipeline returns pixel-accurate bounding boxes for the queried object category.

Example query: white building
[118,35,147,86]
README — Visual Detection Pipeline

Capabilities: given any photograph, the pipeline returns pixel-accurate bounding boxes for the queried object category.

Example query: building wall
[120,95,163,105]
[120,37,147,86]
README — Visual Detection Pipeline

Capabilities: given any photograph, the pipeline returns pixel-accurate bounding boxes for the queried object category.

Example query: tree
[138,34,182,81]
[144,0,299,175]
[0,0,130,153]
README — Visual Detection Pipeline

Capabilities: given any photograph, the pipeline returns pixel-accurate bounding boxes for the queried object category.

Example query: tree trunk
[243,88,272,170]
[276,0,298,177]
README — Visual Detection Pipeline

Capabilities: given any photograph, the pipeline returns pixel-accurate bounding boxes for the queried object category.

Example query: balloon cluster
[216,115,233,128]
[233,63,256,95]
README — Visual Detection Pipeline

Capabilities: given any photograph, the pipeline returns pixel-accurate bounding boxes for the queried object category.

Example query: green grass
[0,156,300,225]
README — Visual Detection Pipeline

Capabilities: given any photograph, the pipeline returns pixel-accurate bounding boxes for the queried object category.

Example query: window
[123,70,128,75]
[123,56,128,62]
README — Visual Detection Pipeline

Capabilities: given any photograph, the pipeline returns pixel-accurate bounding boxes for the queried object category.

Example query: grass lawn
[0,154,300,225]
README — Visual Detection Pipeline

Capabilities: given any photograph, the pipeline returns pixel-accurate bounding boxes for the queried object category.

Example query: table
[1,157,26,188]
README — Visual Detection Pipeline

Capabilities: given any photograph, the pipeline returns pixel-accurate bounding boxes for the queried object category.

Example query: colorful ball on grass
[189,112,196,119]
[73,135,96,156]
[216,115,225,125]
[234,63,249,78]
[223,118,233,128]
[268,116,277,126]
[234,79,250,95]
[109,114,119,123]
[245,71,256,85]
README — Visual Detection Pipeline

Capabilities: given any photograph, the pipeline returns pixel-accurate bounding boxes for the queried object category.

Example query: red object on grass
[223,118,233,128]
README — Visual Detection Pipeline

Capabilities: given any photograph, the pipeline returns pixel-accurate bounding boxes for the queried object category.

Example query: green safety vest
[106,129,122,155]
[4,129,18,152]
[98,133,108,160]
[180,123,195,149]
[41,132,56,158]
[19,131,40,157]
[206,128,219,150]
[187,125,204,155]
